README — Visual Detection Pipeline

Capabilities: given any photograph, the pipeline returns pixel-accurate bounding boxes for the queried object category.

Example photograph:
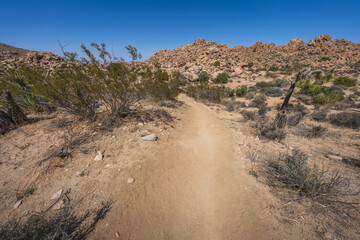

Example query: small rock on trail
[141,134,158,141]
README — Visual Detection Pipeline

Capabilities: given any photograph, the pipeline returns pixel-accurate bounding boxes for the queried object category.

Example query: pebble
[14,200,22,209]
[141,134,158,141]
[127,178,135,183]
[51,190,63,200]
[94,151,103,161]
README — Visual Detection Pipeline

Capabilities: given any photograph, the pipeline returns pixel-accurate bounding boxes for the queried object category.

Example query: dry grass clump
[263,148,358,200]
[296,125,327,138]
[0,202,110,240]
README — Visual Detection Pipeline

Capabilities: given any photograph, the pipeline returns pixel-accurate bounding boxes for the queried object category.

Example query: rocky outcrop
[145,35,360,79]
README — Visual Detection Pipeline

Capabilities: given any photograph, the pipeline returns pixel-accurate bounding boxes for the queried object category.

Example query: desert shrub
[184,66,189,71]
[311,109,329,122]
[245,92,255,99]
[319,56,331,61]
[34,63,101,118]
[255,81,271,88]
[285,103,308,114]
[334,76,357,87]
[328,112,360,129]
[268,65,279,71]
[0,64,46,112]
[312,93,344,105]
[185,83,224,102]
[280,67,293,75]
[143,68,180,102]
[0,202,110,240]
[287,112,304,126]
[235,86,247,97]
[264,148,356,199]
[257,103,267,116]
[213,61,220,67]
[297,80,344,104]
[265,72,277,79]
[297,125,327,138]
[247,62,254,68]
[213,73,229,84]
[251,94,267,107]
[271,78,288,87]
[261,87,283,97]
[198,71,209,82]
[329,85,345,95]
[322,73,336,82]
[248,86,257,92]
[260,124,286,140]
[240,110,257,121]
[223,99,246,112]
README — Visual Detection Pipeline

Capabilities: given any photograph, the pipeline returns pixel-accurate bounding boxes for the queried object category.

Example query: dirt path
[91,95,305,240]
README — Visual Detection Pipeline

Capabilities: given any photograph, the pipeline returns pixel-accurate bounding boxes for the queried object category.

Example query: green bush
[247,62,254,68]
[252,94,267,106]
[297,80,345,105]
[312,93,344,105]
[0,64,46,112]
[213,61,220,67]
[186,83,225,102]
[319,56,331,61]
[268,65,279,71]
[198,71,209,82]
[213,73,229,84]
[236,86,247,97]
[334,76,357,87]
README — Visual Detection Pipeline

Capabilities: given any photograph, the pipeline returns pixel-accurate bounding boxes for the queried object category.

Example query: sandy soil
[90,95,309,240]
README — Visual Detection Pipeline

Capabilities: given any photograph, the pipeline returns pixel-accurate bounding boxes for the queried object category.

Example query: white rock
[94,151,103,161]
[76,170,84,176]
[14,200,22,209]
[51,190,63,200]
[127,178,135,183]
[141,134,158,141]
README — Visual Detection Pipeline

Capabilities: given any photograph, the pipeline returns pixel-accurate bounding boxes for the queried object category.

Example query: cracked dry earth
[91,95,310,240]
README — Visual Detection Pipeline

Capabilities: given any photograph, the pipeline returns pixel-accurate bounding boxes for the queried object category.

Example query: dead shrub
[263,148,358,199]
[0,201,110,240]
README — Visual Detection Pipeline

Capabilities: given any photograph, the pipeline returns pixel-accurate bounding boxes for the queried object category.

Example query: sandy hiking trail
[91,95,305,240]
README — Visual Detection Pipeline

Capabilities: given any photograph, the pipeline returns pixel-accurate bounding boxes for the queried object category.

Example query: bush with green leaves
[251,94,267,107]
[297,80,344,104]
[268,65,279,71]
[247,62,254,68]
[319,56,331,61]
[334,76,357,87]
[213,72,229,84]
[213,61,220,67]
[198,71,209,82]
[186,83,225,102]
[0,64,46,112]
[236,86,247,97]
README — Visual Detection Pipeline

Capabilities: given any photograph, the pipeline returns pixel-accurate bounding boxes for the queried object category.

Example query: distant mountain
[0,43,67,69]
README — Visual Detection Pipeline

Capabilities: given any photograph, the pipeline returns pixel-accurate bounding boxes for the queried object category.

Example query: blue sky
[1,0,359,60]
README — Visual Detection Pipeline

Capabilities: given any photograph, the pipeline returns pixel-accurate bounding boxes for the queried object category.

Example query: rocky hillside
[146,34,360,81]
[0,43,67,69]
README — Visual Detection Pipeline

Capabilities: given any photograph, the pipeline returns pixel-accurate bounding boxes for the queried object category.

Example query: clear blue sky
[1,0,359,60]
